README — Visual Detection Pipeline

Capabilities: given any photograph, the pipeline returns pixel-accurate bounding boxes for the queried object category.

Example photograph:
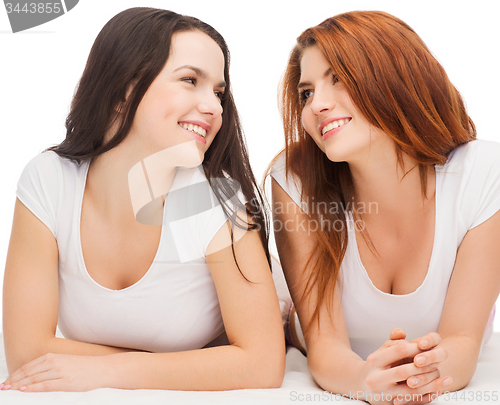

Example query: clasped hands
[361,328,451,405]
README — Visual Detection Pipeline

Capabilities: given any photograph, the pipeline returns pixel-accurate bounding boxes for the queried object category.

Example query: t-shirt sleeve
[15,152,61,237]
[462,140,500,230]
[166,167,248,263]
[270,152,305,211]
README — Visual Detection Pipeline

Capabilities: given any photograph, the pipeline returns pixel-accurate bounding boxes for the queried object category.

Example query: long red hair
[279,11,476,334]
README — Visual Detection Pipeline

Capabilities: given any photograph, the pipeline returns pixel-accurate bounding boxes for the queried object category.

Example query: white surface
[0,332,499,404]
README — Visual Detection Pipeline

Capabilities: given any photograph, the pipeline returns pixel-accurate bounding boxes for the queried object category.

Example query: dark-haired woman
[271,11,500,405]
[2,8,284,392]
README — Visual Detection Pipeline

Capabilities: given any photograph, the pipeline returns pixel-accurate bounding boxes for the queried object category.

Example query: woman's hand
[361,338,433,404]
[359,332,454,405]
[1,353,109,392]
[387,328,452,405]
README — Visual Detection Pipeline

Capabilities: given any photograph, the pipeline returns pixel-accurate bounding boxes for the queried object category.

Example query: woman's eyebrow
[297,80,311,90]
[298,67,333,89]
[173,65,226,87]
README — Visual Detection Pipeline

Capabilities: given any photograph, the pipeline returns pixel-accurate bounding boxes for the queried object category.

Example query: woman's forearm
[47,337,142,356]
[8,335,140,374]
[101,344,284,390]
[307,340,367,399]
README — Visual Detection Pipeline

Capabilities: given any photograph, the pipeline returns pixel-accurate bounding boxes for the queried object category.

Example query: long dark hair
[278,10,475,334]
[47,7,270,269]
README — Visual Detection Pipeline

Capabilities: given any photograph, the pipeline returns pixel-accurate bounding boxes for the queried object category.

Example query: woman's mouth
[178,122,208,144]
[179,122,207,138]
[321,117,351,140]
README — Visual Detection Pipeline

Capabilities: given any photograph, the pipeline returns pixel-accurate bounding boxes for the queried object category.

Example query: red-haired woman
[271,10,500,405]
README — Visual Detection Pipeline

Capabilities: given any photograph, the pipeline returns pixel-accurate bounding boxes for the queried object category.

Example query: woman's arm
[3,203,285,391]
[108,215,286,390]
[3,199,140,373]
[272,179,448,404]
[411,209,500,393]
[99,223,286,390]
[271,179,365,392]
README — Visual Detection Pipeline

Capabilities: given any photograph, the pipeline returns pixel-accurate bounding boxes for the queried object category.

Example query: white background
[0,0,499,332]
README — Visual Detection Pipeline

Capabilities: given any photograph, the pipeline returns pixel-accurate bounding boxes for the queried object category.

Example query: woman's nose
[310,87,335,116]
[198,91,223,117]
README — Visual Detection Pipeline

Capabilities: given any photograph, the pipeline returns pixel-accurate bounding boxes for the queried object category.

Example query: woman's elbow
[247,344,286,389]
[262,351,286,388]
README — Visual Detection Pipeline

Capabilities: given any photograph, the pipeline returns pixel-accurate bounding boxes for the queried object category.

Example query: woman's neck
[85,135,203,226]
[84,137,174,227]
[348,141,435,221]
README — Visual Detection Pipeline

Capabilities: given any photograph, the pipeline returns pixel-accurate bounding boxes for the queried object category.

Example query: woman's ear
[115,82,136,114]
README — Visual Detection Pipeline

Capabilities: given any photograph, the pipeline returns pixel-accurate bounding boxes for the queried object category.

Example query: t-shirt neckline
[76,159,166,293]
[349,168,440,298]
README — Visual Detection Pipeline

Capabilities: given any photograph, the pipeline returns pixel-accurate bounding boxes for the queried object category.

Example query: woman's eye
[182,77,197,85]
[300,89,314,102]
[214,91,225,102]
[332,75,340,84]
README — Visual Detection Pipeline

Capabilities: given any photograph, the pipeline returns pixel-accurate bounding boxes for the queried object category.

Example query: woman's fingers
[384,361,439,384]
[15,378,63,393]
[414,346,448,368]
[406,370,440,388]
[6,359,53,384]
[390,328,407,341]
[396,376,452,405]
[1,355,49,388]
[411,332,441,351]
[1,354,64,391]
[367,341,421,368]
[8,369,61,391]
[8,354,53,379]
[412,376,453,399]
[393,377,451,405]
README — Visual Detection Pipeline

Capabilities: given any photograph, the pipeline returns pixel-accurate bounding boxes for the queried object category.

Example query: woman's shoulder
[21,150,84,179]
[16,151,84,237]
[22,149,61,169]
[17,151,88,208]
[442,139,500,170]
[442,139,500,230]
[19,151,62,189]
[269,151,304,209]
[270,151,287,177]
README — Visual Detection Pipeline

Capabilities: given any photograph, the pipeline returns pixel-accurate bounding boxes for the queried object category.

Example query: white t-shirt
[271,140,500,360]
[16,151,244,353]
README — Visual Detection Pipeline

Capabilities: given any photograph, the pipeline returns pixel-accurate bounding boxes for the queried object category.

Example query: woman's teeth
[179,123,206,138]
[322,118,350,135]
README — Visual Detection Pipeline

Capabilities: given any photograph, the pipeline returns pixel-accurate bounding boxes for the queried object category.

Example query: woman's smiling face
[299,45,384,164]
[129,29,226,161]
